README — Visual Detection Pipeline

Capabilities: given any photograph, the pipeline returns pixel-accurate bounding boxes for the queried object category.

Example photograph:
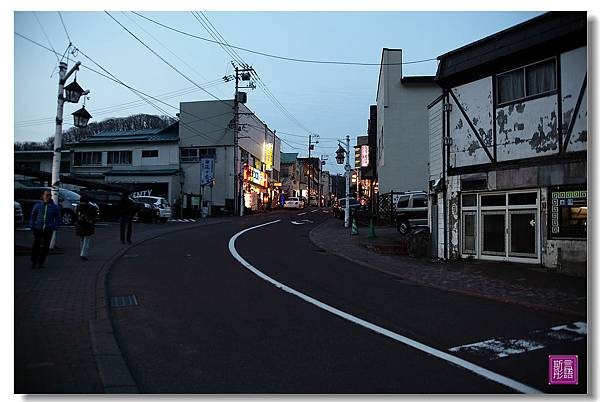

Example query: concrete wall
[376,49,441,194]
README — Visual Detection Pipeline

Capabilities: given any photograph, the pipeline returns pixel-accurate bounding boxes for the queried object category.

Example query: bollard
[368,217,376,238]
[351,218,359,235]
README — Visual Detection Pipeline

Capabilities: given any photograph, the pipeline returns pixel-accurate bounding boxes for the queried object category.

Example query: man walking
[75,195,97,261]
[118,192,135,244]
[30,189,61,269]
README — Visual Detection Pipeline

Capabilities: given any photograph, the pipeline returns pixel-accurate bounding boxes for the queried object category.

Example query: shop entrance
[461,190,539,263]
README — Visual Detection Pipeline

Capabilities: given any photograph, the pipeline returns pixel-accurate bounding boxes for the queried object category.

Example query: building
[320,170,332,206]
[178,100,281,214]
[297,157,321,203]
[69,124,181,201]
[376,48,441,194]
[429,12,587,275]
[280,152,300,198]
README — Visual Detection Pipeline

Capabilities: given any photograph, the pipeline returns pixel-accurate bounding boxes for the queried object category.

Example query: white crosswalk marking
[449,321,587,360]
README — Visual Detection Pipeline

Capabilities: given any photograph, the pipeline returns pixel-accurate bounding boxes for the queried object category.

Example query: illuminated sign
[273,182,283,187]
[361,145,369,167]
[264,143,274,171]
[244,165,268,187]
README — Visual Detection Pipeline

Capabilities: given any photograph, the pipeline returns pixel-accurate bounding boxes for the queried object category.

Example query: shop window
[481,194,505,207]
[496,58,556,105]
[74,151,102,166]
[508,192,537,205]
[462,194,477,207]
[180,148,199,162]
[462,212,477,254]
[481,212,506,255]
[142,150,159,158]
[550,187,587,239]
[107,151,132,165]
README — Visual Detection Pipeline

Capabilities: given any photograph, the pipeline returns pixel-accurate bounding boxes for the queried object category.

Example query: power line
[105,11,233,109]
[33,12,59,62]
[132,12,438,66]
[57,11,72,44]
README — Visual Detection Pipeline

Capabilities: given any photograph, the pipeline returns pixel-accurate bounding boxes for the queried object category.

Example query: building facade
[430,12,587,276]
[178,100,281,214]
[280,152,300,198]
[376,49,441,194]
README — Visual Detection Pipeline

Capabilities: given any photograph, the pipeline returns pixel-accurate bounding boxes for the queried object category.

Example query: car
[133,196,171,222]
[332,198,361,219]
[283,197,305,209]
[14,186,99,226]
[80,189,157,223]
[14,201,24,227]
[394,191,429,234]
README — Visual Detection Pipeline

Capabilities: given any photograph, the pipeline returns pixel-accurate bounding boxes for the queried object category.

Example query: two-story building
[429,12,587,276]
[69,124,180,202]
[280,152,300,199]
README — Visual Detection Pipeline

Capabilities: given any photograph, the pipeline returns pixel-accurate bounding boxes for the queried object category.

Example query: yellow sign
[264,143,274,171]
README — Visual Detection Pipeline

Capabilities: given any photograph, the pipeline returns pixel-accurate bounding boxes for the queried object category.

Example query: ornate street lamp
[63,79,85,103]
[335,144,346,164]
[72,106,92,128]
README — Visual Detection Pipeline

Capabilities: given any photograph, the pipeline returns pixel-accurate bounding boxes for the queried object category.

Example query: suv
[14,186,99,226]
[394,191,429,234]
[133,196,171,222]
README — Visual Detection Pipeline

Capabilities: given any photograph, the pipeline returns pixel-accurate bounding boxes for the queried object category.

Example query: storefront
[242,165,268,211]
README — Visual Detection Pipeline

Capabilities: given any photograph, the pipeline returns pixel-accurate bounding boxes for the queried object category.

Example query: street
[106,208,586,393]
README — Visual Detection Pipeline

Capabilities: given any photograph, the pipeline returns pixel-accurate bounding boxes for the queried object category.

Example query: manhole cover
[110,295,139,308]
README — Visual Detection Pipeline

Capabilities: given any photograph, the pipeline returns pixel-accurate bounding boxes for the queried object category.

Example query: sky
[14,11,542,174]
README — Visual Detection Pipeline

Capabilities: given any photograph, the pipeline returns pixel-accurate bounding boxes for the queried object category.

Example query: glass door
[508,210,537,258]
[481,211,506,256]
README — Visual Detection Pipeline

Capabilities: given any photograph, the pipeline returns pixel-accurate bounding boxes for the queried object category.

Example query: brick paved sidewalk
[14,219,227,394]
[310,218,587,318]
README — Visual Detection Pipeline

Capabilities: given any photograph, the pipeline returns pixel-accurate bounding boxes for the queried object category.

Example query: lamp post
[50,60,91,248]
[335,135,351,228]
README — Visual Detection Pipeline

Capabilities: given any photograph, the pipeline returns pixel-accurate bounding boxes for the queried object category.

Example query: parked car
[14,201,24,227]
[309,196,319,207]
[14,186,99,226]
[80,189,157,223]
[283,197,305,209]
[133,196,171,222]
[394,191,429,234]
[332,198,361,219]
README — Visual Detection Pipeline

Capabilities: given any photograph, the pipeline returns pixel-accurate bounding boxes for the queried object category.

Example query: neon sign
[244,165,268,187]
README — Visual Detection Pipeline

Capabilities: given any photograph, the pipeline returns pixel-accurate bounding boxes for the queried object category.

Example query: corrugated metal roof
[76,128,178,144]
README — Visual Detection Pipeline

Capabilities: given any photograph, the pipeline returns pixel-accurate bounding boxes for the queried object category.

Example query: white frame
[508,209,538,258]
[460,189,541,263]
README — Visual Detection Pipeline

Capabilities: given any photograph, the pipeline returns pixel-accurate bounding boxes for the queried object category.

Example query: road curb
[308,219,585,319]
[91,219,231,393]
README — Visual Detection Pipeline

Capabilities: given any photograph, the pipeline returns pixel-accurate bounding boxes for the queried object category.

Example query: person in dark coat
[118,192,135,244]
[75,195,97,261]
[29,189,61,269]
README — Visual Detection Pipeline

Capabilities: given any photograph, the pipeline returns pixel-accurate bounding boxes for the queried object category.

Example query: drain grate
[110,295,139,308]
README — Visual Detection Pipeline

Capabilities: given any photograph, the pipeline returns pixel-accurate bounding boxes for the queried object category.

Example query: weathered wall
[447,175,461,259]
[448,77,493,168]
[428,98,443,182]
[561,46,588,153]
[496,96,559,162]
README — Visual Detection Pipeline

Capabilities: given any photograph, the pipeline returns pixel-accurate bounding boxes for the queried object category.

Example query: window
[496,58,556,105]
[462,194,477,207]
[107,151,132,165]
[549,187,587,239]
[397,196,409,209]
[60,161,71,173]
[74,151,102,166]
[15,161,41,172]
[412,195,427,208]
[180,148,199,162]
[481,194,505,207]
[142,150,159,158]
[508,192,537,205]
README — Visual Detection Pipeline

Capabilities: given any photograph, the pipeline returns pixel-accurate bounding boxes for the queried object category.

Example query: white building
[376,49,441,194]
[179,100,281,213]
[69,124,181,202]
[429,12,587,276]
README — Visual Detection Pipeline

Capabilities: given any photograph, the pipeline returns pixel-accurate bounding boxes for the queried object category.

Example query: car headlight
[71,202,79,207]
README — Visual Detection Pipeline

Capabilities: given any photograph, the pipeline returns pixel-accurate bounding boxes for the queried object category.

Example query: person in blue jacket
[30,189,61,268]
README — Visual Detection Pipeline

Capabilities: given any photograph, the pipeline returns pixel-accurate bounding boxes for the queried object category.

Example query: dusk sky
[14,11,542,174]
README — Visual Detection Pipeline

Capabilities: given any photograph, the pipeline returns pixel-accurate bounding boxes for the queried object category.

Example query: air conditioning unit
[236,92,247,104]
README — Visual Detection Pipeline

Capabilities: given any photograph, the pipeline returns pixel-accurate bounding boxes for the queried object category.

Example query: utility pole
[344,135,351,228]
[50,59,89,248]
[307,134,318,206]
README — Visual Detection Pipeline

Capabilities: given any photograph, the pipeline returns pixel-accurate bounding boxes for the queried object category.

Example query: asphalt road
[108,208,587,394]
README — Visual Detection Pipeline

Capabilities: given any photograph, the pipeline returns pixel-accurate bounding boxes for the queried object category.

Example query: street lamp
[72,106,92,128]
[63,79,85,103]
[335,136,352,228]
[335,145,345,165]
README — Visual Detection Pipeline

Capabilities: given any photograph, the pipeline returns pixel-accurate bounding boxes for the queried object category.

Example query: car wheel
[132,212,139,222]
[62,210,75,226]
[398,220,411,235]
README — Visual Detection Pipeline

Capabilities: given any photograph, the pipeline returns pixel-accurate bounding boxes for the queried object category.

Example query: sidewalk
[14,218,228,394]
[309,218,587,318]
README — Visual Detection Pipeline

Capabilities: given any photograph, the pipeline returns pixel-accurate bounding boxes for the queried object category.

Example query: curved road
[107,208,586,393]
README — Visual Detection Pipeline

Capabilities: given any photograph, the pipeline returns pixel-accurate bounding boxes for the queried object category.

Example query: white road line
[297,212,307,216]
[449,321,587,360]
[227,220,542,394]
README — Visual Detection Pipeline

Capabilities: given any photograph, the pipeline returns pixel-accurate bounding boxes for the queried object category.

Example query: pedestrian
[118,192,135,244]
[29,189,61,269]
[75,195,96,261]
